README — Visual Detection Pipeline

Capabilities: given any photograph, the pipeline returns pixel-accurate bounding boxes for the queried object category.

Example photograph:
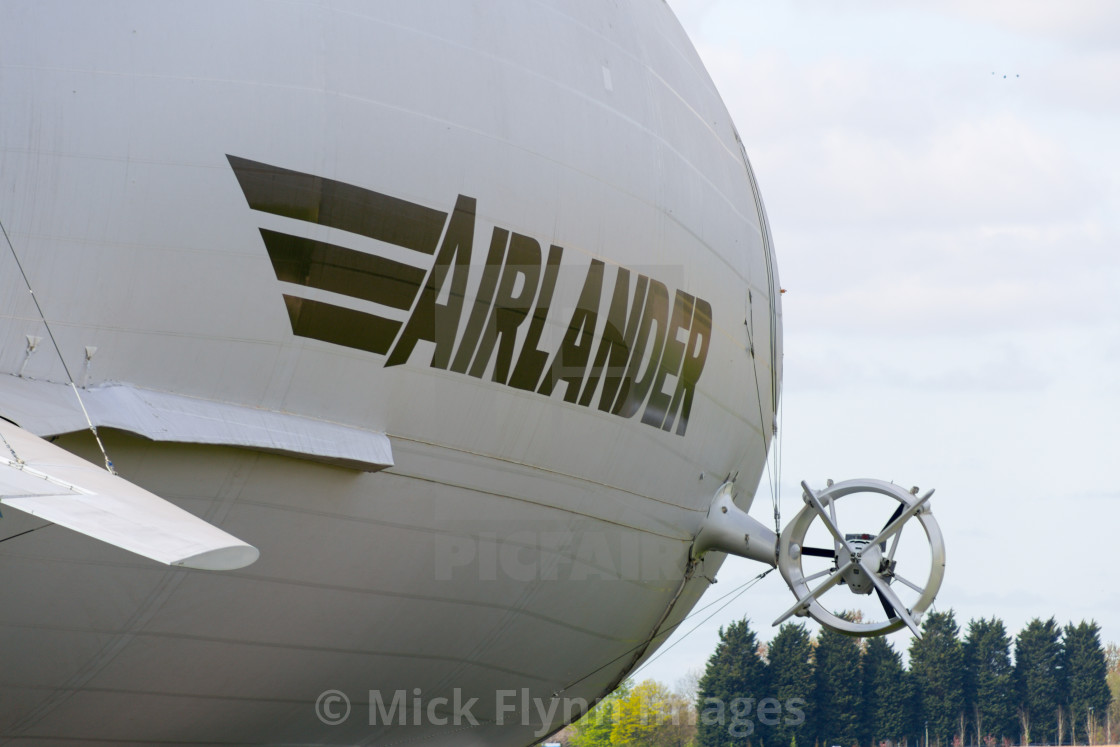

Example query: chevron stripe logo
[229,155,713,436]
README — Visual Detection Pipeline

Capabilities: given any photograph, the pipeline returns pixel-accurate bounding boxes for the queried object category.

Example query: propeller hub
[837,536,882,595]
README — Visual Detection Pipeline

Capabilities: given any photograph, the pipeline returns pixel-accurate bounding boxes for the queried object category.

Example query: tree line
[698,612,1113,747]
[557,612,1117,747]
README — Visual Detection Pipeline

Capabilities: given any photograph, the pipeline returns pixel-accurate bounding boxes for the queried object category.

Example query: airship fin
[0,419,259,570]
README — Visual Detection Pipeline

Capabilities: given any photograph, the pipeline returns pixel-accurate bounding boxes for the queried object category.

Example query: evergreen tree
[863,636,910,746]
[1014,617,1065,745]
[767,622,815,747]
[1062,621,1111,745]
[860,638,876,747]
[813,618,864,747]
[902,667,923,747]
[698,618,768,747]
[909,610,965,747]
[963,617,1016,745]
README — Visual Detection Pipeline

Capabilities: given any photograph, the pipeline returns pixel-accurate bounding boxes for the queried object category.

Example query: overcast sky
[641,0,1120,686]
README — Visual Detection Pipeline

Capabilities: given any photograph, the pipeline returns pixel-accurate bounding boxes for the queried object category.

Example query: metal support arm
[692,481,777,566]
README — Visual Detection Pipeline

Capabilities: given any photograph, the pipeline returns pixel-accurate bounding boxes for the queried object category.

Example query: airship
[0,2,944,744]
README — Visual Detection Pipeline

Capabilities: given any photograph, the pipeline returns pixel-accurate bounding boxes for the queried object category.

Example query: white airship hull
[0,1,781,744]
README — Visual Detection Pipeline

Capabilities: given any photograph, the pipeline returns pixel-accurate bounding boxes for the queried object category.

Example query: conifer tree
[1062,621,1110,745]
[963,617,1016,745]
[767,622,815,747]
[909,610,965,747]
[903,666,923,747]
[1014,617,1065,745]
[813,618,864,747]
[697,618,768,747]
[863,635,910,746]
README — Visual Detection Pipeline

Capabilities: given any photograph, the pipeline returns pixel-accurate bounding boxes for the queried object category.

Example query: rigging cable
[554,566,774,696]
[736,141,784,535]
[629,567,773,680]
[0,216,115,474]
[744,288,781,536]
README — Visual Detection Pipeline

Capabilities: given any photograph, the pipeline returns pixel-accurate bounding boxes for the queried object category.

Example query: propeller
[773,479,945,638]
[690,478,945,639]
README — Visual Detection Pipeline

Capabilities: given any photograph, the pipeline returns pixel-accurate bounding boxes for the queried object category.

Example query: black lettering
[643,290,694,429]
[385,195,476,368]
[509,244,563,391]
[537,259,604,402]
[612,279,669,418]
[468,233,542,383]
[450,228,509,373]
[579,269,647,410]
[673,298,712,436]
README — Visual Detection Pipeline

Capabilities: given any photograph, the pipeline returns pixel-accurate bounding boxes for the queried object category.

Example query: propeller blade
[773,558,855,626]
[800,546,837,558]
[875,585,899,620]
[800,481,857,558]
[883,502,905,532]
[865,564,922,637]
[868,489,934,549]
